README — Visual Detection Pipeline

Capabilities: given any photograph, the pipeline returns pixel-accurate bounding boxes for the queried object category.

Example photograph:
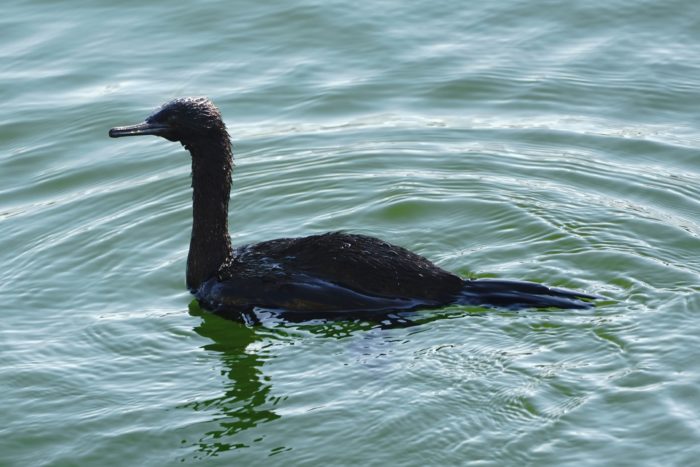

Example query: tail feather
[460,279,596,310]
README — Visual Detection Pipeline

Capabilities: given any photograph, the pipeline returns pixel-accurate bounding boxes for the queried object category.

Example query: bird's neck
[186,137,233,291]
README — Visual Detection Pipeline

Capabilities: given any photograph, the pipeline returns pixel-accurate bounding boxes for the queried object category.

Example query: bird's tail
[459,279,597,310]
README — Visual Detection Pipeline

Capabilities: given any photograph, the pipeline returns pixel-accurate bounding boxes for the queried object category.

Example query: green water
[2,0,699,465]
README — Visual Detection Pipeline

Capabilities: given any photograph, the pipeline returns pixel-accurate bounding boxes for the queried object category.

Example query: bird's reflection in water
[183,301,282,458]
[182,300,487,458]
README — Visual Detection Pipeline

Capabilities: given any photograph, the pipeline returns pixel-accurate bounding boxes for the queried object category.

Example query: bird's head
[109,97,228,147]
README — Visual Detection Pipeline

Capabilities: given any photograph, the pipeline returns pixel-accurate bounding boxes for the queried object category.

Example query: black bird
[109,97,595,320]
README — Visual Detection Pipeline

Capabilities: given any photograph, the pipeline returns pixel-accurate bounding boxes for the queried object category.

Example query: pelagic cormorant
[109,97,595,320]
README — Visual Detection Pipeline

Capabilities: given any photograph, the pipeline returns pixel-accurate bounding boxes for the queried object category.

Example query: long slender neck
[186,135,233,291]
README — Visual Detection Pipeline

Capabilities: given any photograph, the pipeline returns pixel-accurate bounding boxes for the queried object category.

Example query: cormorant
[109,97,595,320]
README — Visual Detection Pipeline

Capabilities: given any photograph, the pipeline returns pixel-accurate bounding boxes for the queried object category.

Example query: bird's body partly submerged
[109,97,595,321]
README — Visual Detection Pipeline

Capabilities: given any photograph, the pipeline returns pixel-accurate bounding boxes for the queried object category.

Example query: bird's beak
[109,121,171,138]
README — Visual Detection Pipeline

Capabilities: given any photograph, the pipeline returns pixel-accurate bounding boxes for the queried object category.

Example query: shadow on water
[180,300,509,459]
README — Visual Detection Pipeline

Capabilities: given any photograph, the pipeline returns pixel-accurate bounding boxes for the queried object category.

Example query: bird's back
[217,232,464,306]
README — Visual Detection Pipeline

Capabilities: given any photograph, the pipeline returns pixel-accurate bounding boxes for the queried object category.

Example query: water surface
[2,0,699,465]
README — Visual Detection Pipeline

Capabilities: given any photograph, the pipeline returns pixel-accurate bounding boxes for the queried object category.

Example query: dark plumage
[109,97,596,320]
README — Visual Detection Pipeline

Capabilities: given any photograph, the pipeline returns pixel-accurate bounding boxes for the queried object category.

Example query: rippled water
[2,0,699,465]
